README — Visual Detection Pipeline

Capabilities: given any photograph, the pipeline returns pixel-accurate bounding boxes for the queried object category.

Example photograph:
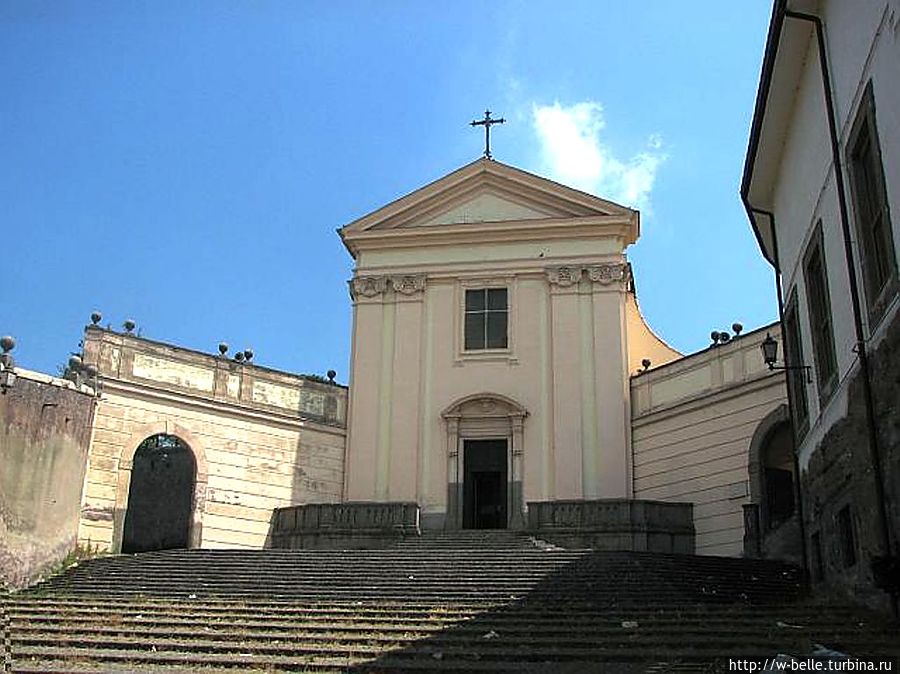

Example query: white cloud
[531,101,666,212]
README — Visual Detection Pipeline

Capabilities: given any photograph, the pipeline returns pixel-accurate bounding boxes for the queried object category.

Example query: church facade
[339,158,681,531]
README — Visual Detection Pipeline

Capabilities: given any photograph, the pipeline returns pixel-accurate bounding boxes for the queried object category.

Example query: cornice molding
[344,216,635,256]
[98,378,346,436]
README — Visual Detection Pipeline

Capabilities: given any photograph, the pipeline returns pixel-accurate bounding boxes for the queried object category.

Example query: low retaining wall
[269,499,694,553]
[268,501,420,549]
[527,499,695,553]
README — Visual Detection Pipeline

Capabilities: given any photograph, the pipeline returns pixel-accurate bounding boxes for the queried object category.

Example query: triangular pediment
[341,158,634,234]
[339,159,640,258]
[417,188,556,227]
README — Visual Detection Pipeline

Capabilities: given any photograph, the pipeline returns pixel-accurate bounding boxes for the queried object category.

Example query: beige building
[339,158,681,531]
[76,327,347,553]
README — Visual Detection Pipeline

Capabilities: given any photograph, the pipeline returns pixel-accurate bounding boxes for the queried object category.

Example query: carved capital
[349,275,389,300]
[392,274,426,296]
[586,263,629,286]
[349,274,427,300]
[546,266,583,287]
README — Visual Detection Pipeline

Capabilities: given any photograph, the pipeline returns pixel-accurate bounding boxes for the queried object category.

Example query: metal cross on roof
[470,109,505,160]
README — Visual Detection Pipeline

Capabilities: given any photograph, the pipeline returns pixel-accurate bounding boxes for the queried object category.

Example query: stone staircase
[3,533,898,672]
[390,530,545,550]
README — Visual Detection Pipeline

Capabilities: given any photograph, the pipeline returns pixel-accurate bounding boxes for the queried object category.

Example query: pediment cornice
[344,214,635,253]
[339,159,639,257]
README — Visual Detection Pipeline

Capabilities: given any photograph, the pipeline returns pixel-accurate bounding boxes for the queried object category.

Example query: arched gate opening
[121,434,196,553]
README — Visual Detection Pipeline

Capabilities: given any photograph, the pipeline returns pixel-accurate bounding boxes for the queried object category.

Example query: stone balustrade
[269,501,420,549]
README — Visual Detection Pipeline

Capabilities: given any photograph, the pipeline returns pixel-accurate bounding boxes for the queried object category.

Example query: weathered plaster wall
[631,326,788,556]
[0,370,95,588]
[77,327,347,551]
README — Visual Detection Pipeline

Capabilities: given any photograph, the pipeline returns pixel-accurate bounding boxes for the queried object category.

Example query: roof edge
[339,158,637,238]
[740,0,786,268]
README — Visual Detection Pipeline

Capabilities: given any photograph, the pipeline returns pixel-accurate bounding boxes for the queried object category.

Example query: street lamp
[760,333,812,382]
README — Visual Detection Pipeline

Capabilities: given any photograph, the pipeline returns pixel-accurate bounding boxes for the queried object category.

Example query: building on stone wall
[742,0,900,609]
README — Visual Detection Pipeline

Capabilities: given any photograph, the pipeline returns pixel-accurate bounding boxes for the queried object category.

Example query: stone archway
[748,404,795,531]
[121,434,196,553]
[113,421,208,553]
[745,404,802,564]
[441,393,528,530]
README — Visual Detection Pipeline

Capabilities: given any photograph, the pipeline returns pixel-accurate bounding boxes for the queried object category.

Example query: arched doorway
[761,422,795,530]
[121,434,196,553]
[748,405,797,532]
[441,393,528,530]
[745,405,802,564]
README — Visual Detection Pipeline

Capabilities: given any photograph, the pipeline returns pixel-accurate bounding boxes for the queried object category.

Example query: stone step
[6,649,707,673]
[35,574,797,588]
[8,604,877,625]
[10,611,877,635]
[41,561,800,584]
[14,638,898,668]
[30,587,799,601]
[42,547,793,565]
[15,634,893,659]
[12,621,895,645]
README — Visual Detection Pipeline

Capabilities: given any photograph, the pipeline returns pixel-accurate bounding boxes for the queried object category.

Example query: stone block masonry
[802,309,900,612]
[76,326,348,553]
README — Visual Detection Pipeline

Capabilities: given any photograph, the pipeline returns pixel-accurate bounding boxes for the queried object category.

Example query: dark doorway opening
[762,423,795,530]
[463,439,507,529]
[122,434,196,554]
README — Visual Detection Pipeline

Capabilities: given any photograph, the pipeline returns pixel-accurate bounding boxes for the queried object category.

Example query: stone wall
[77,327,348,551]
[802,309,900,611]
[630,325,789,556]
[0,370,95,588]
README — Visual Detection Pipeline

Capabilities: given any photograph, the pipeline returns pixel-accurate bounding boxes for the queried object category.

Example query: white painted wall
[767,0,900,468]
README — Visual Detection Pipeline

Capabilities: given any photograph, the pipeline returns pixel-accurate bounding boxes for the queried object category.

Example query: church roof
[339,158,639,258]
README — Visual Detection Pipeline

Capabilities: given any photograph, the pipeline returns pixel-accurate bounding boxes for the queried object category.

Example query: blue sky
[2,2,774,380]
